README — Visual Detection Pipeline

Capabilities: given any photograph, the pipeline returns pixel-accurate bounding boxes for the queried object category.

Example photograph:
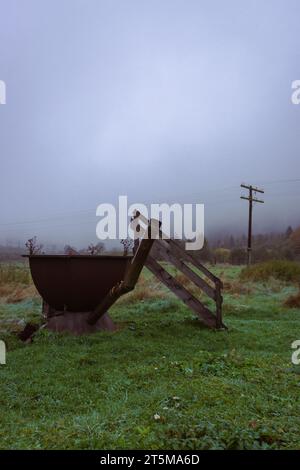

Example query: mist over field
[0,0,300,247]
[1,1,300,455]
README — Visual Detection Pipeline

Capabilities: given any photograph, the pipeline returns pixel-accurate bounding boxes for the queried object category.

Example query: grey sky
[0,0,300,247]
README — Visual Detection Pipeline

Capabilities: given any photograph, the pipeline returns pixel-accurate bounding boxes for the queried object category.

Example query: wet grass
[0,264,299,449]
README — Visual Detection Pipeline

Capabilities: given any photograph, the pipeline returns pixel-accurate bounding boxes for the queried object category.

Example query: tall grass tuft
[284,289,300,308]
[0,263,31,285]
[240,260,300,283]
[0,263,38,303]
[117,274,167,304]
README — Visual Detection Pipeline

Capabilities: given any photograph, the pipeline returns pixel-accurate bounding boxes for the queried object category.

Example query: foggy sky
[0,0,300,248]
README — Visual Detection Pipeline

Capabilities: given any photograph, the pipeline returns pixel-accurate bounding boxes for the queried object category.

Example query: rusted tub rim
[22,254,133,259]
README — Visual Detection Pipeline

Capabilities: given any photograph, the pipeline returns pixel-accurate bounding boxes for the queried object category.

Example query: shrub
[214,248,230,264]
[284,290,300,308]
[240,260,300,283]
[230,248,246,265]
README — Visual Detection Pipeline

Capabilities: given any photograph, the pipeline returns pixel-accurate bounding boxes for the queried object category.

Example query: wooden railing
[146,238,225,329]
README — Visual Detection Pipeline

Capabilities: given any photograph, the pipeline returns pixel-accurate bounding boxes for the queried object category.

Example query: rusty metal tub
[24,255,132,334]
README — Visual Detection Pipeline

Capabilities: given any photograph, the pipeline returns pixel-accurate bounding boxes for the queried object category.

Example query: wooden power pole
[240,184,264,265]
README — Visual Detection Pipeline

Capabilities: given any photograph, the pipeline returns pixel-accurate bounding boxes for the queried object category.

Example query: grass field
[0,262,299,449]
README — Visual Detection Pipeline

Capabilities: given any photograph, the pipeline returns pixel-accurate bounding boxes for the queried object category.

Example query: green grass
[240,260,300,283]
[0,265,300,449]
[0,262,31,285]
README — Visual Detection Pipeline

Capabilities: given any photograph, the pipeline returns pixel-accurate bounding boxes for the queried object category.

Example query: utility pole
[240,184,264,265]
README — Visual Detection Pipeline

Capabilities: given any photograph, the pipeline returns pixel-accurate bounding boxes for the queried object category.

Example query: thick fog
[0,0,300,248]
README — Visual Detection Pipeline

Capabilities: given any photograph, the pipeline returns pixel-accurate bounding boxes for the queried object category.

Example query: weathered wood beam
[124,219,160,288]
[87,280,133,325]
[215,281,223,329]
[87,220,158,325]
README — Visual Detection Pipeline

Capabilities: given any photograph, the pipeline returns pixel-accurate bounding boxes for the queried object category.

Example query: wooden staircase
[88,217,225,330]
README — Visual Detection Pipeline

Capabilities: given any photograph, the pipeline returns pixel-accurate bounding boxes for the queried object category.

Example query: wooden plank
[88,220,157,325]
[166,239,221,285]
[152,241,216,300]
[215,280,224,329]
[145,256,222,328]
[87,280,132,325]
[124,219,159,288]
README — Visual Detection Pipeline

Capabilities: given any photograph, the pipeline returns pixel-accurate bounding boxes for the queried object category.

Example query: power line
[255,178,300,185]
[0,177,298,229]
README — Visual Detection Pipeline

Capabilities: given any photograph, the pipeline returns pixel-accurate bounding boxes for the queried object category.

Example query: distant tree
[87,242,104,255]
[25,236,43,255]
[229,235,236,249]
[280,246,296,261]
[230,247,246,265]
[290,227,300,255]
[121,238,134,256]
[286,226,293,239]
[214,248,230,264]
[252,246,272,263]
[64,245,78,255]
[194,238,212,263]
